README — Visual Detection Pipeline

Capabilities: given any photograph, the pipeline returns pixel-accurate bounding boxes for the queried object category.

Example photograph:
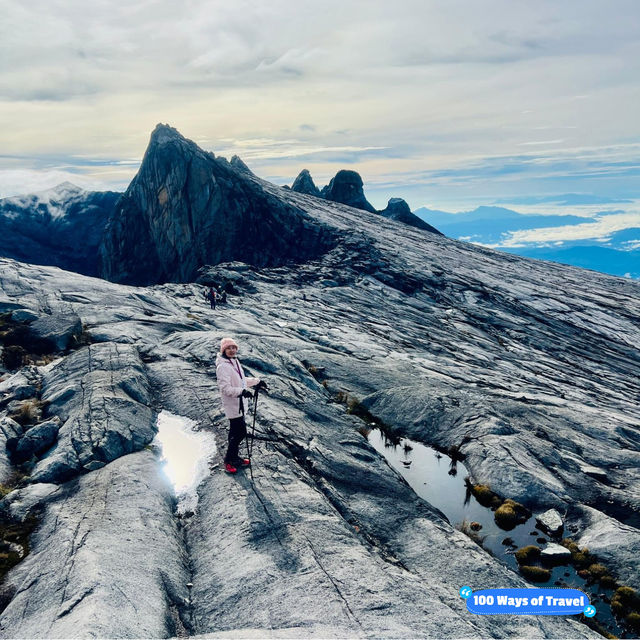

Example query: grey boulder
[12,417,61,463]
[536,509,564,536]
[27,313,83,352]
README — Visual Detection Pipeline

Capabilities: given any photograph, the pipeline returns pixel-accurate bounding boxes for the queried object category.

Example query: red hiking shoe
[238,458,251,467]
[225,462,237,474]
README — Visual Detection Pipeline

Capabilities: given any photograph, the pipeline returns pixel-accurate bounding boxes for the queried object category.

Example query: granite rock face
[26,312,83,353]
[320,169,376,213]
[0,452,188,639]
[291,169,321,197]
[379,197,443,234]
[30,342,155,483]
[98,124,337,285]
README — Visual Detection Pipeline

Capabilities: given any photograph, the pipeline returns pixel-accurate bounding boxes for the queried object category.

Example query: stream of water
[366,428,627,638]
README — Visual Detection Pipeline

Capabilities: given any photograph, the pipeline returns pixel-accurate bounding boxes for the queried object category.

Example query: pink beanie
[220,337,238,354]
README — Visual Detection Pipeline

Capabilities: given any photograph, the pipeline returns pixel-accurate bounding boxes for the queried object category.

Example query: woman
[216,337,264,473]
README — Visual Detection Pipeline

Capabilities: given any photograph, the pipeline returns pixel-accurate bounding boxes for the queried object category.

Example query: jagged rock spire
[98,124,336,285]
[291,169,321,197]
[320,170,376,213]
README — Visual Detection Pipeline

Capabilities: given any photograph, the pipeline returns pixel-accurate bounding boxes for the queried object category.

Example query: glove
[241,389,254,398]
[255,380,268,392]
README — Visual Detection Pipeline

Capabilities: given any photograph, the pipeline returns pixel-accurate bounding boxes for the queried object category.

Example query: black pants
[224,416,247,463]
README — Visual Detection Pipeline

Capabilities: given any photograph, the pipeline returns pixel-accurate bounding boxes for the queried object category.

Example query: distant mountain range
[415,205,640,279]
[1,129,637,282]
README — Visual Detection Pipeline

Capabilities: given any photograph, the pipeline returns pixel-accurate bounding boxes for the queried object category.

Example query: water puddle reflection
[367,428,626,637]
[154,410,218,514]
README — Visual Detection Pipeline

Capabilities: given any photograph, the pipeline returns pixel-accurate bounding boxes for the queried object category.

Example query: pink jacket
[216,354,259,419]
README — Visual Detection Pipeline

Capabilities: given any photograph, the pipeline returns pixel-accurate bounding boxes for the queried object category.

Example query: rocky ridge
[98,125,338,286]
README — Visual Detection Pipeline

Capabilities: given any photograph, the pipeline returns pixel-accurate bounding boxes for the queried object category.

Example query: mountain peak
[291,169,321,197]
[100,126,337,285]
[379,197,443,235]
[149,123,187,146]
[321,169,376,213]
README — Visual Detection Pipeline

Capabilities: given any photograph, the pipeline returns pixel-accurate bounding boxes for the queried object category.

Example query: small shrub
[469,483,498,508]
[457,519,485,547]
[470,522,482,532]
[495,499,529,530]
[9,399,44,427]
[306,364,326,381]
[600,575,617,589]
[587,563,608,579]
[515,545,541,564]
[612,586,640,610]
[357,425,372,438]
[1,345,27,370]
[627,612,640,631]
[571,549,595,569]
[519,565,551,582]
[561,538,579,554]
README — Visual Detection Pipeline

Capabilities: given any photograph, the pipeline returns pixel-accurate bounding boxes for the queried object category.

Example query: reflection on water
[367,428,626,638]
[154,410,218,513]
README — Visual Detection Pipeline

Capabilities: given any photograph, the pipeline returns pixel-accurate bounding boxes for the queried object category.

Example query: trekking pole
[245,387,260,462]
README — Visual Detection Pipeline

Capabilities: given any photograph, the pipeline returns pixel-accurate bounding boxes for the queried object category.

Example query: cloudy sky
[1,0,640,216]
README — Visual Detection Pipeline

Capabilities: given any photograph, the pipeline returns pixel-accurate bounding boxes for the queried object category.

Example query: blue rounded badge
[459,586,473,599]
[466,588,590,616]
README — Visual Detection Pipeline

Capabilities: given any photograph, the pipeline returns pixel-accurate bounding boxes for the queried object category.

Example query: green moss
[515,545,541,564]
[519,565,551,582]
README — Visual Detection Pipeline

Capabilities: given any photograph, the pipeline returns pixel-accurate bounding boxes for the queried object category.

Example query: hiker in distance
[207,286,217,310]
[216,337,267,474]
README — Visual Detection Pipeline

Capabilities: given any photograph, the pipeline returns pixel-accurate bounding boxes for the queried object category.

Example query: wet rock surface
[0,156,638,636]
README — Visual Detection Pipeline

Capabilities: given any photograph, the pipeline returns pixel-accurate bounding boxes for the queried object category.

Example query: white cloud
[497,212,640,246]
[0,0,639,206]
